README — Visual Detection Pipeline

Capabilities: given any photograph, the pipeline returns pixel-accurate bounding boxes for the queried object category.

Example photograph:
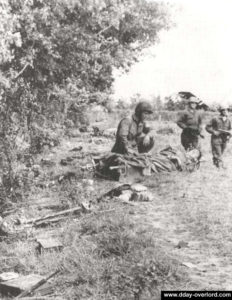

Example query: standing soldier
[205,106,231,168]
[177,96,203,151]
[112,101,154,155]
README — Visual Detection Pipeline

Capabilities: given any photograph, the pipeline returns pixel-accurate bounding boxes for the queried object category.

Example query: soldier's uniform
[177,108,202,151]
[205,113,231,167]
[112,102,154,155]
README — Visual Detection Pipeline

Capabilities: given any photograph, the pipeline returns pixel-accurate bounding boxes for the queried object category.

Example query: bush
[29,124,61,154]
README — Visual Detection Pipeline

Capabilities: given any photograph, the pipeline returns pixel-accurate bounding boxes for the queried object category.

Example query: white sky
[113,0,232,105]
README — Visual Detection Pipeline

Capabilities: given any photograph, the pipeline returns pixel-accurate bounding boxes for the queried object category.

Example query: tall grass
[57,208,183,300]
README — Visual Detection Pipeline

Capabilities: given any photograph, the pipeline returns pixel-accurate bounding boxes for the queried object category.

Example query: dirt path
[134,157,232,291]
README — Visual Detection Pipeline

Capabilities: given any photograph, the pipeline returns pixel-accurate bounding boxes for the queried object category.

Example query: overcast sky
[113,0,232,105]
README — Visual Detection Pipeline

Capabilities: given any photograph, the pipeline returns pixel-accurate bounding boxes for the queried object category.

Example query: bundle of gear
[94,146,201,181]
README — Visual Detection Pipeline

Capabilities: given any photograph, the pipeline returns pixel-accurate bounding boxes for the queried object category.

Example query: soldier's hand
[213,130,220,136]
[143,134,151,146]
[200,134,205,139]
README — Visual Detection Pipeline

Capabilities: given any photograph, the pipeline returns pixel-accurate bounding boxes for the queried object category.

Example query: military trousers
[211,142,227,167]
[181,131,200,151]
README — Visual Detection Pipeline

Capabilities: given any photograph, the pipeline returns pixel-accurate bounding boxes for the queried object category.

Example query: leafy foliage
[0,0,171,199]
[1,0,171,111]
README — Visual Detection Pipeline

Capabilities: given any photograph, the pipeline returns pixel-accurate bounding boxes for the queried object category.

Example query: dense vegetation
[0,0,171,200]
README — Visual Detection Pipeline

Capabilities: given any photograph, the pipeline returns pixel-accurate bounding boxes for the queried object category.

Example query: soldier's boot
[218,161,223,169]
[216,159,226,169]
[219,160,226,169]
[213,158,219,168]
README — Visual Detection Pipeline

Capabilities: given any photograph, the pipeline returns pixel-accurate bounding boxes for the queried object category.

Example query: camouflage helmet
[135,101,153,116]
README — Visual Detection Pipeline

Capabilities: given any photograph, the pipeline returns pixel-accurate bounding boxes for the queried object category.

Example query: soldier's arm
[205,118,217,134]
[198,114,203,132]
[228,120,232,131]
[117,118,131,154]
[226,120,232,138]
[176,113,187,129]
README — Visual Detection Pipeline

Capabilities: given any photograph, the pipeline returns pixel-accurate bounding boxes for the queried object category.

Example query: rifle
[217,129,231,141]
[218,129,231,135]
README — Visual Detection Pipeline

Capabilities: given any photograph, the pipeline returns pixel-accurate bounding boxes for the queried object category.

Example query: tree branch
[14,63,31,80]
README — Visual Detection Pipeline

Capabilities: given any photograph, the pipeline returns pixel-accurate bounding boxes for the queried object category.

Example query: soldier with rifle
[177,96,203,151]
[206,106,231,168]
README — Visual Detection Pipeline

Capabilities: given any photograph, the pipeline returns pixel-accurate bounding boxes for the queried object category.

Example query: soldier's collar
[132,114,141,124]
[188,108,196,113]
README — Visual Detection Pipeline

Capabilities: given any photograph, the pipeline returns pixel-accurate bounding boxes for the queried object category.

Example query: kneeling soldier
[112,101,154,155]
[205,106,231,168]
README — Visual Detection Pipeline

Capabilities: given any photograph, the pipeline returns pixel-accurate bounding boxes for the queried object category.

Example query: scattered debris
[60,153,89,166]
[175,240,189,249]
[182,262,198,269]
[40,159,56,167]
[130,184,153,202]
[81,162,98,172]
[16,270,60,298]
[130,190,153,202]
[118,185,153,202]
[81,201,93,213]
[97,184,131,202]
[56,171,80,183]
[0,274,44,297]
[97,183,152,203]
[19,206,85,227]
[36,237,63,254]
[118,190,133,202]
[69,146,83,152]
[0,272,19,282]
[130,184,148,192]
[27,197,67,212]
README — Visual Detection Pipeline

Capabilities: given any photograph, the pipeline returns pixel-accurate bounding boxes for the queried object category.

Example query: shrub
[29,123,61,154]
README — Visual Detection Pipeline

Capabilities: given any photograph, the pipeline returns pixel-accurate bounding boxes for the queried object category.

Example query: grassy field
[1,112,232,299]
